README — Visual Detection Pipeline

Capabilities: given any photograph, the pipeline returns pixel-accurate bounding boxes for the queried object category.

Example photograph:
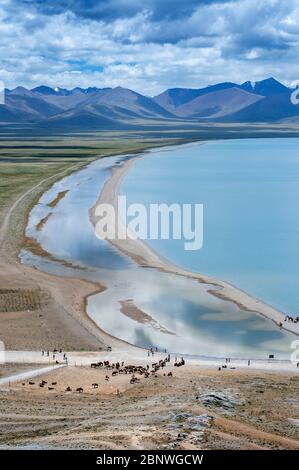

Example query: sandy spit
[89,152,299,338]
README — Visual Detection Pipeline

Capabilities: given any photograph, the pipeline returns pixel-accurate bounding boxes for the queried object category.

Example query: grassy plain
[0,132,182,224]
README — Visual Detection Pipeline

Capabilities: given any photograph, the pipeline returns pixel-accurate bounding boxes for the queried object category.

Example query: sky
[1,0,299,95]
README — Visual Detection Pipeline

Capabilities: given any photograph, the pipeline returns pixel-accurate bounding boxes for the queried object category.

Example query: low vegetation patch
[0,288,49,312]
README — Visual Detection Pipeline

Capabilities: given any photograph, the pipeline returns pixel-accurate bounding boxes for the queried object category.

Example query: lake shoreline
[89,144,299,340]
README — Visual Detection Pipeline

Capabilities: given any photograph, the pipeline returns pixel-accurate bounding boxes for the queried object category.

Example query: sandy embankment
[90,154,299,338]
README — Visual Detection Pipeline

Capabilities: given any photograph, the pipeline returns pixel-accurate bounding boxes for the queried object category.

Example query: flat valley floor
[0,363,299,450]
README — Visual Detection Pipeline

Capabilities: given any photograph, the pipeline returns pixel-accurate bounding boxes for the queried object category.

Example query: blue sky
[1,0,299,94]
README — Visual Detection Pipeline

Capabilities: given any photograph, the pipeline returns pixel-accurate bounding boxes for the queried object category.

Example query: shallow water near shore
[21,141,298,358]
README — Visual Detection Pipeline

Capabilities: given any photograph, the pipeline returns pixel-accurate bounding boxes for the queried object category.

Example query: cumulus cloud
[1,0,299,94]
[15,0,230,22]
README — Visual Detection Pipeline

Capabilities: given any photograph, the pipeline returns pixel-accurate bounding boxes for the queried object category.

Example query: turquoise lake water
[121,138,299,316]
[21,139,298,357]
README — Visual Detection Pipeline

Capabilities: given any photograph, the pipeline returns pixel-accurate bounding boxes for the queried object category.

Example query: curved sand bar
[90,152,299,338]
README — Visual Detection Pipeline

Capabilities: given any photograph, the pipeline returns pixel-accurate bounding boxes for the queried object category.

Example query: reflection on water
[21,145,297,359]
[25,156,131,270]
[88,268,296,358]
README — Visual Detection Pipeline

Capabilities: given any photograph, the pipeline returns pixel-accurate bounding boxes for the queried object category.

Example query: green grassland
[0,132,184,226]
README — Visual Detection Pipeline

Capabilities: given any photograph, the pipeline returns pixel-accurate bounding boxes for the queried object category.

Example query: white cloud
[1,0,299,94]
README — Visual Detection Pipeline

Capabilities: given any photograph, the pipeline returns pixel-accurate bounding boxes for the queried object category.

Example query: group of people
[41,349,68,364]
[284,315,299,324]
[147,347,167,357]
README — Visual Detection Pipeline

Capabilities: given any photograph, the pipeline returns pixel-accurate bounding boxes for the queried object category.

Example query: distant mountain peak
[1,77,297,129]
[32,86,73,96]
[241,77,288,96]
[32,86,57,95]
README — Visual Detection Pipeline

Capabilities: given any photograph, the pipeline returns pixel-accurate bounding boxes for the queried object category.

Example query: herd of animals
[21,355,186,394]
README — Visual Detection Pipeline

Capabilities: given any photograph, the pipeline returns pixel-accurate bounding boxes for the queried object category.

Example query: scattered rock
[287,398,299,404]
[171,411,192,422]
[198,391,245,409]
[186,414,214,430]
[289,418,299,427]
[177,432,188,441]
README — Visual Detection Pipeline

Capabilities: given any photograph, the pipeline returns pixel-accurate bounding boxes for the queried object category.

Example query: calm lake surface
[121,138,299,316]
[21,139,298,358]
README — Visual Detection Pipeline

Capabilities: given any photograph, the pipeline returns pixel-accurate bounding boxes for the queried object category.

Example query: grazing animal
[92,383,98,389]
[112,371,118,377]
[91,363,99,368]
[29,382,35,385]
[174,358,185,368]
[130,377,140,384]
[51,382,57,385]
[48,387,54,391]
[105,376,109,381]
[65,387,72,392]
[76,387,83,393]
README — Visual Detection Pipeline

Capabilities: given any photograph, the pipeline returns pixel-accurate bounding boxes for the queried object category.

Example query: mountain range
[1,78,298,129]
